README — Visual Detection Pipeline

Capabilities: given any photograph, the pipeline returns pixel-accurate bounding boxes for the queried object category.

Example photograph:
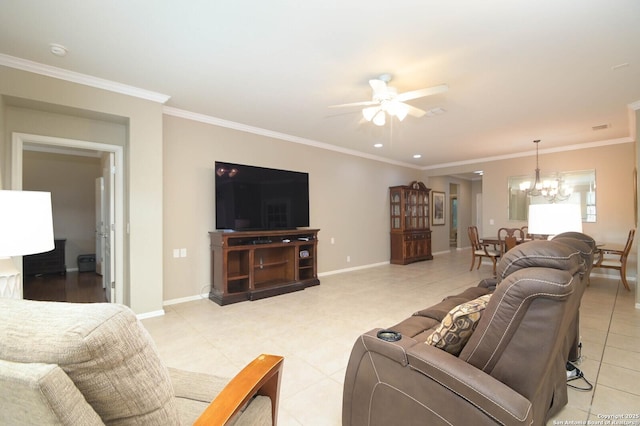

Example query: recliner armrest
[406,344,533,425]
[478,277,498,291]
[357,328,419,366]
[193,354,283,426]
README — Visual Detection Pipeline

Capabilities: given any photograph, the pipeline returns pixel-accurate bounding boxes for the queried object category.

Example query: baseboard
[136,309,165,320]
[319,261,390,277]
[163,293,209,306]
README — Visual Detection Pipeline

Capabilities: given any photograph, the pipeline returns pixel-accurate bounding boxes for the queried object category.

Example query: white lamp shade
[0,190,54,257]
[528,203,582,236]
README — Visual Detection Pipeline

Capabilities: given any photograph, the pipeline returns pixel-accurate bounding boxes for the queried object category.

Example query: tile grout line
[584,280,621,419]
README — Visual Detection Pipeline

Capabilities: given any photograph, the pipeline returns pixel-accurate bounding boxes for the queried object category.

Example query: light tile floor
[142,248,640,425]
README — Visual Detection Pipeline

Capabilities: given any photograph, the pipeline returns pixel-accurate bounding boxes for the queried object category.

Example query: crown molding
[0,53,170,104]
[422,137,634,172]
[162,106,420,169]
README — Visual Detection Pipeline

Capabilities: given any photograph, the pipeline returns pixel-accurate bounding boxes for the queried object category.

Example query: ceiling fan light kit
[331,74,449,127]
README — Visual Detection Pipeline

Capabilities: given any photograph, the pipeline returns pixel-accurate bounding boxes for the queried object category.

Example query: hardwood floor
[23,271,107,303]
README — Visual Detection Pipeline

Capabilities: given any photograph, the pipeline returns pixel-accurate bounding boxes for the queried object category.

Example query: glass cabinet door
[390,191,402,229]
[391,184,430,231]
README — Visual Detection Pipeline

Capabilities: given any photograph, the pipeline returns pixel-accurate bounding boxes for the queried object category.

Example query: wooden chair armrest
[193,354,284,426]
[480,242,499,254]
[601,248,624,255]
[594,248,604,265]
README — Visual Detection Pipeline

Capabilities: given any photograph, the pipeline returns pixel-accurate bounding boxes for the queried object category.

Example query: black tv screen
[215,161,310,231]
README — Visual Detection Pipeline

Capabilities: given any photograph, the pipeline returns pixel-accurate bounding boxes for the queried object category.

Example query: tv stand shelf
[209,229,320,305]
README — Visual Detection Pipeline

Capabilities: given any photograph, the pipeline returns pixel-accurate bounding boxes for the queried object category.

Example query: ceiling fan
[330,74,448,126]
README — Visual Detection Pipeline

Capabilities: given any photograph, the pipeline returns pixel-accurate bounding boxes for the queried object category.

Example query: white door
[95,177,105,276]
[101,153,115,303]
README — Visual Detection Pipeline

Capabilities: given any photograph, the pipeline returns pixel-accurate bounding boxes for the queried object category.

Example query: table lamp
[0,190,54,298]
[528,203,582,238]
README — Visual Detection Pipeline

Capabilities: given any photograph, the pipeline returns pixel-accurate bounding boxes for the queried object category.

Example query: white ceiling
[1,0,639,170]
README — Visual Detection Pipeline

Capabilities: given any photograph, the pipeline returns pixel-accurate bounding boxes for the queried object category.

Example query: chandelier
[519,140,573,203]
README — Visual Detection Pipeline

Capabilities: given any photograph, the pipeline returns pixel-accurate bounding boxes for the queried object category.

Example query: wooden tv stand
[208,229,320,305]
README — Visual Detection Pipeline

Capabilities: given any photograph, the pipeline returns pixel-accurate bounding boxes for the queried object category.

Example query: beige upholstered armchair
[0,299,283,425]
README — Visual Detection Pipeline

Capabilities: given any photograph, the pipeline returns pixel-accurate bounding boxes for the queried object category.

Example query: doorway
[449,183,459,248]
[11,132,124,304]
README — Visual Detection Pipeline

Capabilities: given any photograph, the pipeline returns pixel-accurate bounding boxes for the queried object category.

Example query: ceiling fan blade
[329,100,378,108]
[405,104,426,118]
[395,84,449,102]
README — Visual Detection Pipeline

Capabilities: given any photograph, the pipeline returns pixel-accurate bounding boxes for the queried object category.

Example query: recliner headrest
[552,232,596,250]
[496,240,585,282]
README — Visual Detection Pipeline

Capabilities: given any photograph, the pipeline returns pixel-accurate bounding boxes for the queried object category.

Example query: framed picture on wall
[432,191,445,226]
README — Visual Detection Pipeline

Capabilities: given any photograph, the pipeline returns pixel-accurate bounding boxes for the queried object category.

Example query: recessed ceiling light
[413,154,422,159]
[49,43,68,57]
[374,143,383,148]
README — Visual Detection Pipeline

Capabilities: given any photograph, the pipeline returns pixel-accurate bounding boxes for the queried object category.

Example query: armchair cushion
[425,294,491,355]
[0,359,103,425]
[413,286,490,321]
[0,299,179,425]
[169,368,272,426]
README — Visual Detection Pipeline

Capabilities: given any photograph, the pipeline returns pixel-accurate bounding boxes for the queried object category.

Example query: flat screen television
[215,161,310,231]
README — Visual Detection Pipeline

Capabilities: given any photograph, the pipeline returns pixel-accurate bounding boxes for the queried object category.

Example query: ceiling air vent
[592,124,610,131]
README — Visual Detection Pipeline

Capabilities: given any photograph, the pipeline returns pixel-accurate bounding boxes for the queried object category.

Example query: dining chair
[467,226,501,275]
[593,228,635,291]
[498,227,525,254]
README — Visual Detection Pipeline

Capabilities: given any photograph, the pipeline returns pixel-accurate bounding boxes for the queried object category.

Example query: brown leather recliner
[552,232,596,363]
[343,235,594,426]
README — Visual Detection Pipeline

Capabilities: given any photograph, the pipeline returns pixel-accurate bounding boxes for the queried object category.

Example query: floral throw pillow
[426,294,492,356]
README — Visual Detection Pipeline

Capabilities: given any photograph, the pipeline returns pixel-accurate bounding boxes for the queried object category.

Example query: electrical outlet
[330,237,335,245]
[180,248,187,257]
[347,255,351,263]
[173,249,180,258]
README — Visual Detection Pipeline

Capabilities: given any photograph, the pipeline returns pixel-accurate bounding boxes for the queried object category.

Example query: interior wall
[636,108,640,305]
[424,176,473,254]
[471,180,483,236]
[1,65,164,315]
[0,95,5,188]
[22,151,101,270]
[480,143,635,244]
[425,142,636,283]
[162,114,420,301]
